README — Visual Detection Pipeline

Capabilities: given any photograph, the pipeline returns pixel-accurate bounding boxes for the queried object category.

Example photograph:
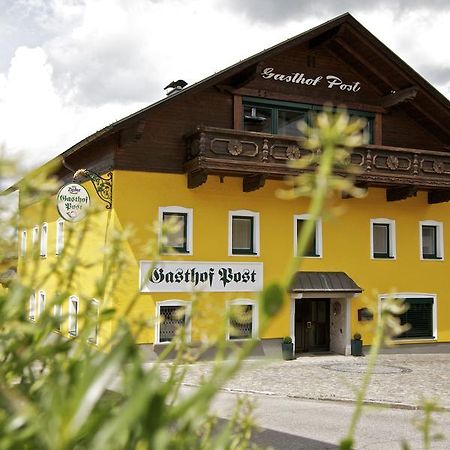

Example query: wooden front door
[295,299,330,353]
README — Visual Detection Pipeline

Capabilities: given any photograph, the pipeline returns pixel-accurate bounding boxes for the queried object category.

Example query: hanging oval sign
[56,183,90,222]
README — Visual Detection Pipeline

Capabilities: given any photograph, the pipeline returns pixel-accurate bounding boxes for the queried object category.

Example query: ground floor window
[68,296,79,337]
[227,299,258,340]
[381,294,435,339]
[88,299,100,345]
[156,301,191,344]
[29,292,36,321]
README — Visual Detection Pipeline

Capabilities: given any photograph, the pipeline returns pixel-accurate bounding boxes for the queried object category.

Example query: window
[158,207,193,255]
[155,301,191,344]
[32,225,39,249]
[38,290,46,318]
[53,303,63,332]
[227,299,258,340]
[242,97,374,142]
[40,223,48,257]
[21,230,27,256]
[380,294,436,340]
[371,219,396,259]
[88,299,100,344]
[29,292,36,321]
[294,214,322,257]
[56,219,64,255]
[420,221,443,260]
[68,296,79,337]
[229,210,260,256]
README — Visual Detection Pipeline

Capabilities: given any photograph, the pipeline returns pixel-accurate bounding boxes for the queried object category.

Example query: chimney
[164,80,188,96]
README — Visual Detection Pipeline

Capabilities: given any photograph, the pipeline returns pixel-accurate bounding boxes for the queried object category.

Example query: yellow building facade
[17,14,450,357]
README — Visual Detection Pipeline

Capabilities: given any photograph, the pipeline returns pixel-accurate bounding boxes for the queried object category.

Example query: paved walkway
[170,353,450,409]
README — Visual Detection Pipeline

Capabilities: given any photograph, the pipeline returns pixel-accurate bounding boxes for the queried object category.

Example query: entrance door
[295,299,330,353]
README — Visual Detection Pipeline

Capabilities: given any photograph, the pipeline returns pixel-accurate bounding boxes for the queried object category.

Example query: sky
[1,0,449,172]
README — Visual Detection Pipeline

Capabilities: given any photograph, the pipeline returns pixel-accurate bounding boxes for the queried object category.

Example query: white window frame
[56,219,65,255]
[293,214,323,258]
[155,300,191,344]
[32,225,39,249]
[68,295,79,337]
[378,293,437,341]
[38,290,46,318]
[419,220,444,261]
[370,218,396,259]
[21,230,27,256]
[29,292,36,321]
[40,223,48,257]
[158,206,193,255]
[228,210,260,257]
[53,302,63,332]
[88,299,100,345]
[226,298,259,340]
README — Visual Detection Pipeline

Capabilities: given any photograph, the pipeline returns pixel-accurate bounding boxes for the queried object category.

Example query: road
[187,387,450,449]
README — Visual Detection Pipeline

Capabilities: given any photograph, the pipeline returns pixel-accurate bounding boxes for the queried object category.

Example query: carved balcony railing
[184,126,450,203]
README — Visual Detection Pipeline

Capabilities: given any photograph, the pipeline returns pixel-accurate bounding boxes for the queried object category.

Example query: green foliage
[352,333,361,340]
[282,336,292,344]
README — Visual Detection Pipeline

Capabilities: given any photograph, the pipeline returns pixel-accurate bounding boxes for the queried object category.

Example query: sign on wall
[140,261,263,293]
[56,183,90,222]
[260,67,361,92]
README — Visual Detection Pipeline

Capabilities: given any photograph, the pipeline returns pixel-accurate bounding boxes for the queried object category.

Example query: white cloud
[0,1,448,172]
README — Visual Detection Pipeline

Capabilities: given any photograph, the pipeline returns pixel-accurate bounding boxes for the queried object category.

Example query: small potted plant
[281,336,294,360]
[351,333,363,356]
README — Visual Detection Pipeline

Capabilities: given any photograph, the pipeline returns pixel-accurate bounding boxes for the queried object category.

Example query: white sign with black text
[140,261,263,293]
[56,183,90,222]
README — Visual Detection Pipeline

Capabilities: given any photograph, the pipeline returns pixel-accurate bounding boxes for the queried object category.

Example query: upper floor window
[158,207,193,255]
[56,219,64,255]
[40,223,48,257]
[242,97,374,142]
[53,302,63,332]
[420,221,444,260]
[370,219,396,259]
[155,300,191,344]
[20,230,27,256]
[294,214,322,258]
[32,225,39,249]
[38,290,46,318]
[229,210,260,256]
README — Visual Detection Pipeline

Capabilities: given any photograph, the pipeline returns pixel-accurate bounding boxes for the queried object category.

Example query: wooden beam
[233,95,242,130]
[308,25,342,49]
[386,186,417,202]
[374,112,382,145]
[229,62,265,89]
[243,174,266,192]
[428,190,450,204]
[187,170,208,189]
[332,37,395,91]
[381,86,419,109]
[119,120,146,148]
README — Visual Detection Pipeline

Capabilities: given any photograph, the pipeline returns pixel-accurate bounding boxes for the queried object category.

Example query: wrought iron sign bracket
[73,169,113,209]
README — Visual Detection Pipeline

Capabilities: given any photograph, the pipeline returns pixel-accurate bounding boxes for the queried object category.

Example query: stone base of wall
[366,342,450,354]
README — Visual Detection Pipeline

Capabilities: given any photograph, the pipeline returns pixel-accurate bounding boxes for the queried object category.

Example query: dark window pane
[297,219,317,257]
[162,212,187,253]
[232,216,254,254]
[278,109,306,136]
[422,226,437,258]
[229,304,253,339]
[159,305,185,342]
[373,223,389,257]
[243,106,272,133]
[397,298,434,339]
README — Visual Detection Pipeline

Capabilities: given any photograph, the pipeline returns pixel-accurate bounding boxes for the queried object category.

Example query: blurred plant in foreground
[0,109,395,449]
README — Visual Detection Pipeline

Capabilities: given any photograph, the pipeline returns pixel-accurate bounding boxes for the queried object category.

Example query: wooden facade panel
[382,109,445,150]
[115,88,233,172]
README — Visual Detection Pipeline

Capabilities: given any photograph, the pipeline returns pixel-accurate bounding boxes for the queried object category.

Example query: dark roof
[289,271,362,293]
[8,12,450,192]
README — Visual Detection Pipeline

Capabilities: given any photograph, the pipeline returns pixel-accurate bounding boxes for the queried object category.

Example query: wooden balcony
[184,126,450,203]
